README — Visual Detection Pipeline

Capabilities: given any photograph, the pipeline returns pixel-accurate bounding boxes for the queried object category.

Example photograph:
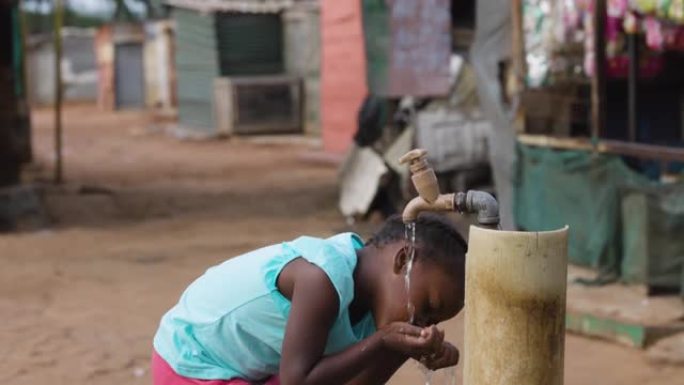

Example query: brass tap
[399,149,500,226]
[399,149,455,223]
[398,149,440,203]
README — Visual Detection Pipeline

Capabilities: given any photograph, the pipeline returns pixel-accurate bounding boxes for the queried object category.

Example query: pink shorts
[152,350,280,385]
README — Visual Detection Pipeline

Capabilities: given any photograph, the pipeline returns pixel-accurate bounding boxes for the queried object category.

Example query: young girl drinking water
[152,213,467,385]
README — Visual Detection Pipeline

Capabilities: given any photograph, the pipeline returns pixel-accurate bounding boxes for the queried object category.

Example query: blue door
[115,42,145,109]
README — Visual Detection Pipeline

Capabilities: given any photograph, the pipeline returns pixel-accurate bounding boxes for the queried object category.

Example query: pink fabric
[152,351,279,385]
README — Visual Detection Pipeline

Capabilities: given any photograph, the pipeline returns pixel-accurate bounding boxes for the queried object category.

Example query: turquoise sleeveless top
[153,233,376,381]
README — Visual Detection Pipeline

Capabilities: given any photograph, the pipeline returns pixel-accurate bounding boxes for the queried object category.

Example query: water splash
[404,221,417,323]
[418,364,433,385]
[418,365,457,385]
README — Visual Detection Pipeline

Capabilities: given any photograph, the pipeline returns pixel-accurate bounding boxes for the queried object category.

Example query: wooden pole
[518,133,684,162]
[627,32,638,142]
[510,0,526,93]
[510,0,527,133]
[53,0,63,184]
[591,0,607,141]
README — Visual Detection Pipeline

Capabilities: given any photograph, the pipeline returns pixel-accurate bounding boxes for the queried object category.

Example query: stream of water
[404,221,462,385]
[404,221,417,324]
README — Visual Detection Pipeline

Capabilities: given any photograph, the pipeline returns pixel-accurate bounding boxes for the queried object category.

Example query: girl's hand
[379,322,443,357]
[417,325,444,357]
[418,341,460,370]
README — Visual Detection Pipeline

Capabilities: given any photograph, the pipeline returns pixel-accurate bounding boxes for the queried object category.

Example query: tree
[112,0,136,21]
[112,0,164,21]
[23,0,166,34]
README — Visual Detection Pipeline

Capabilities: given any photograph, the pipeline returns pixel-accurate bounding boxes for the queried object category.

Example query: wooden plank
[518,134,594,151]
[566,312,646,347]
[566,312,684,348]
[602,140,684,163]
[518,134,684,162]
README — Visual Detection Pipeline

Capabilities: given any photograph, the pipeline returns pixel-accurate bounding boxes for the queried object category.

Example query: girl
[152,213,467,385]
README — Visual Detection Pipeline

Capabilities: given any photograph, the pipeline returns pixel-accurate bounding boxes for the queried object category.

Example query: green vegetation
[23,0,166,35]
[24,8,106,34]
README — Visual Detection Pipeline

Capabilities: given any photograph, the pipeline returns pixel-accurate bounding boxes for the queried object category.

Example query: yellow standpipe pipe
[464,226,569,385]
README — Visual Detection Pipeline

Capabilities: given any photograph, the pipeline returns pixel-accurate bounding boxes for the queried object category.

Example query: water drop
[404,221,417,324]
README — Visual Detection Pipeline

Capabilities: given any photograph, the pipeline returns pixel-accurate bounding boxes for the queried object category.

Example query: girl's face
[378,248,464,328]
[406,260,464,327]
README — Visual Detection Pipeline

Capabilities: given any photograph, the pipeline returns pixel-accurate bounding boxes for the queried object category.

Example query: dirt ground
[1,105,682,385]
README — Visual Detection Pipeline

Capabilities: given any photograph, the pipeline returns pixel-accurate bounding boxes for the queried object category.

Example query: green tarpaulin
[514,144,684,295]
[621,184,684,293]
[362,0,390,95]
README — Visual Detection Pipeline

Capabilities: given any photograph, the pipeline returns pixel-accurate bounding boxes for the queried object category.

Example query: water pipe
[464,226,569,385]
[399,149,500,226]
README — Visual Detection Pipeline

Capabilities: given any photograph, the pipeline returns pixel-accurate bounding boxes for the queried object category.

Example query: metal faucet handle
[398,149,428,165]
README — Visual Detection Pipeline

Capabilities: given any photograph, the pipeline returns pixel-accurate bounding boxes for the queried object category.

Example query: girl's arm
[278,262,434,385]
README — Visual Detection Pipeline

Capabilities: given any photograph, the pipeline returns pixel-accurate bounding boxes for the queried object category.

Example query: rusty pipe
[455,190,500,227]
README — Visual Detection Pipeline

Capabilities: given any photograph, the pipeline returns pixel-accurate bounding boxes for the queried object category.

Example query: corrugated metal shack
[96,21,177,113]
[0,0,31,187]
[26,28,98,106]
[167,0,320,136]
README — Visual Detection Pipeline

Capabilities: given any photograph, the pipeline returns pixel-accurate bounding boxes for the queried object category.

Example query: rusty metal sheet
[386,0,451,97]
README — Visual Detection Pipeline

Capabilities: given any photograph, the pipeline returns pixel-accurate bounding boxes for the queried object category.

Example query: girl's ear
[393,245,409,274]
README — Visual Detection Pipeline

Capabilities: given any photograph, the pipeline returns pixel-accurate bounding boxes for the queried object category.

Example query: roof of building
[165,0,294,13]
[26,27,97,49]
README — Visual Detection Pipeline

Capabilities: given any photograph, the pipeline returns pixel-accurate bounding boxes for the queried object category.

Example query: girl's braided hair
[366,213,467,271]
